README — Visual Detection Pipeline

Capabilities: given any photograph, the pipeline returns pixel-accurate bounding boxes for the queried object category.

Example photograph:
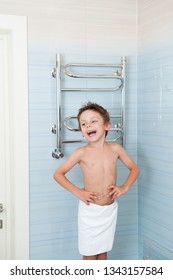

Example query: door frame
[0,14,29,259]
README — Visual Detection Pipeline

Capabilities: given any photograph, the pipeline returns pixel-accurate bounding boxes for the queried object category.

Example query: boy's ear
[105,122,111,131]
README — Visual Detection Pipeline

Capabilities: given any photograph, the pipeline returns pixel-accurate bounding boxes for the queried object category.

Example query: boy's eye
[92,120,98,123]
[81,123,85,126]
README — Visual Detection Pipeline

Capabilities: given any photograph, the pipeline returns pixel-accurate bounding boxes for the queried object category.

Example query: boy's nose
[86,123,90,128]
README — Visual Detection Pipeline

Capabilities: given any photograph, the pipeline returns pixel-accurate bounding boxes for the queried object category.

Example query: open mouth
[87,130,97,137]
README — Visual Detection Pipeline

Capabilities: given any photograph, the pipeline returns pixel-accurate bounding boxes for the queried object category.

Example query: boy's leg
[83,255,97,260]
[83,252,107,260]
[97,252,107,260]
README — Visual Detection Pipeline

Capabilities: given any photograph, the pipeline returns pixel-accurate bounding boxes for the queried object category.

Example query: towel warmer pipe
[64,63,123,78]
[60,85,122,92]
[51,54,125,159]
[64,116,123,132]
[121,56,126,147]
[62,116,123,144]
[52,54,64,159]
[62,135,122,144]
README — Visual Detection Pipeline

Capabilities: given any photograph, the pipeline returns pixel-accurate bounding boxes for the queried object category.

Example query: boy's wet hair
[77,102,110,137]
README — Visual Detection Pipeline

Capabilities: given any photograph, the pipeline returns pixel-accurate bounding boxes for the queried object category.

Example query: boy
[53,102,140,260]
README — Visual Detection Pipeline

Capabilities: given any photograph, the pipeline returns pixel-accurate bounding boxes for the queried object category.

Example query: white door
[0,15,29,259]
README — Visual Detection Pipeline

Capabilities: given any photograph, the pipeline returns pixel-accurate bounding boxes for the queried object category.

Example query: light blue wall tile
[138,0,173,260]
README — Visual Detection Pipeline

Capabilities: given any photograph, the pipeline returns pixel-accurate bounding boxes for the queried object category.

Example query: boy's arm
[53,148,101,204]
[107,144,140,199]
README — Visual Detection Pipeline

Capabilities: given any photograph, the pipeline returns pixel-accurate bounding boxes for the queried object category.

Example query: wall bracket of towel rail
[51,54,126,159]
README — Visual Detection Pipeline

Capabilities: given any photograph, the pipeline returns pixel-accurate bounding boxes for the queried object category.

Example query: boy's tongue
[88,130,96,137]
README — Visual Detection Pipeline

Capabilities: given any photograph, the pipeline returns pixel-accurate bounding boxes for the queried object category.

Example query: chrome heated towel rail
[51,54,126,159]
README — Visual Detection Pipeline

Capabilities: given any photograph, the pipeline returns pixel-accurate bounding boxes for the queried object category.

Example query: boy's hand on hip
[77,189,104,205]
[107,184,128,199]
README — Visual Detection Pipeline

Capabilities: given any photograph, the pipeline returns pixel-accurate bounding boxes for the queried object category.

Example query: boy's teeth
[88,130,96,136]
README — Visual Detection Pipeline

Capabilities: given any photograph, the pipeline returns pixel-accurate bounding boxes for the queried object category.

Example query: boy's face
[79,110,110,142]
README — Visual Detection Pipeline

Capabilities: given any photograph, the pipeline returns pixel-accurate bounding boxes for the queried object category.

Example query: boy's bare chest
[81,149,117,170]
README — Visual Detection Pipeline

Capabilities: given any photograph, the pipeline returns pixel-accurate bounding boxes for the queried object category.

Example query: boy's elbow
[53,170,59,182]
[136,165,140,177]
[53,169,64,184]
[131,164,140,177]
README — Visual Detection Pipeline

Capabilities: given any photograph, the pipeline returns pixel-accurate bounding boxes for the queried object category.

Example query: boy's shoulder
[72,145,88,157]
[106,142,126,156]
[73,143,124,155]
[107,141,123,151]
[72,143,97,157]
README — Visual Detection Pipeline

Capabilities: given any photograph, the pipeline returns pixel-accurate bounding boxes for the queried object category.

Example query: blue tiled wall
[138,0,173,259]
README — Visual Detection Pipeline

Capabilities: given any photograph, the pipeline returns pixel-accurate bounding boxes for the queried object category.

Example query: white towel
[78,200,118,256]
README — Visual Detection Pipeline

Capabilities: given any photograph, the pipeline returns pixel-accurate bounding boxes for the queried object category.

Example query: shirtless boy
[53,102,140,260]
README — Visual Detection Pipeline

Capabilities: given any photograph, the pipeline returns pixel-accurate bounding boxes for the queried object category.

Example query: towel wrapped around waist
[78,200,118,256]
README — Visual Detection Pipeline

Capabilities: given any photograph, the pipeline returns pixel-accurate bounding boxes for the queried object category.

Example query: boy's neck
[88,139,107,149]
